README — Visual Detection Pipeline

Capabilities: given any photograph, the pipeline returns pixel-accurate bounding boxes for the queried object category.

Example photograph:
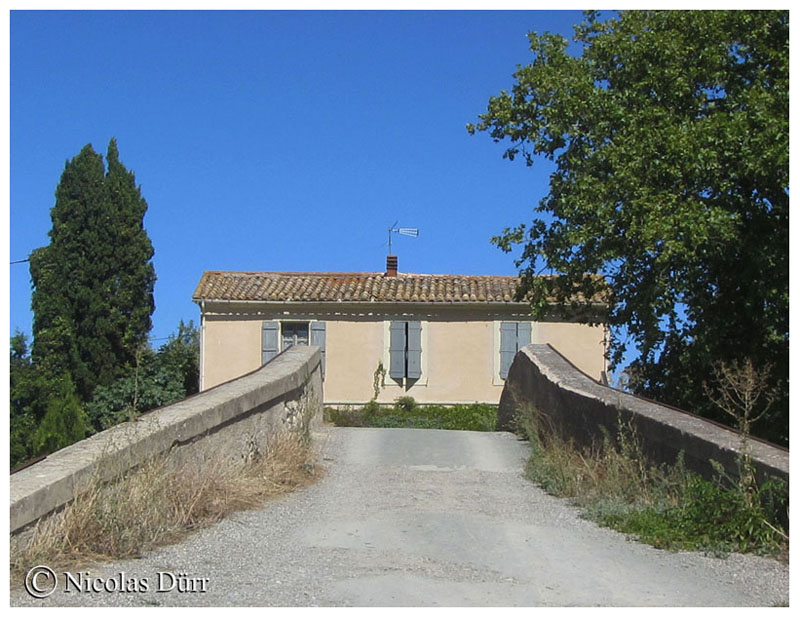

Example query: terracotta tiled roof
[193,270,607,305]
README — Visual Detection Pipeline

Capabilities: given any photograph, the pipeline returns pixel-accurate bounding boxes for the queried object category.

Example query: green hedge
[325,398,497,431]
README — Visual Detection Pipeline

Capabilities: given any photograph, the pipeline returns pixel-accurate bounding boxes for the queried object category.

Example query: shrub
[325,406,365,427]
[362,399,382,421]
[324,400,384,427]
[394,396,417,412]
[606,475,788,554]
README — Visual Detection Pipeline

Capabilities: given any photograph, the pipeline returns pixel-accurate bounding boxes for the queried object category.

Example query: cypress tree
[31,144,107,398]
[30,140,155,403]
[102,138,156,369]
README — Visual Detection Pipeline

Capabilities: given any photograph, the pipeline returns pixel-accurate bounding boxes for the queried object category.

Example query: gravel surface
[11,426,789,606]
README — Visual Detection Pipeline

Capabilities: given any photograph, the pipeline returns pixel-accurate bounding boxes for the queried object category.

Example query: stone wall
[498,344,788,484]
[10,345,323,536]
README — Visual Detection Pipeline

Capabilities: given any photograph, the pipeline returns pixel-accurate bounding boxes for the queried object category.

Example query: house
[192,256,607,406]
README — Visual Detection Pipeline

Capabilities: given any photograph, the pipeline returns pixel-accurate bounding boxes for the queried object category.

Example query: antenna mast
[388,221,419,254]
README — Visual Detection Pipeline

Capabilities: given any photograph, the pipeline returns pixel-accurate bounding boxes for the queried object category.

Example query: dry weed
[10,429,320,580]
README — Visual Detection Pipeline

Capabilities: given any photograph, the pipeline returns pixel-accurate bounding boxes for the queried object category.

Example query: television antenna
[388,221,419,254]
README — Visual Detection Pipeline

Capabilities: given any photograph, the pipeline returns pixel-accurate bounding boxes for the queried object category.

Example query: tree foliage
[10,139,161,467]
[10,321,199,469]
[104,139,157,364]
[155,319,200,398]
[32,374,90,457]
[86,321,200,430]
[30,139,156,402]
[9,331,50,466]
[469,10,788,444]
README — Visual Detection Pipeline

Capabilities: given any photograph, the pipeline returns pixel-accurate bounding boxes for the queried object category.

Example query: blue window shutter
[389,321,406,379]
[406,321,422,379]
[500,322,517,379]
[517,321,532,350]
[310,321,326,379]
[262,321,279,364]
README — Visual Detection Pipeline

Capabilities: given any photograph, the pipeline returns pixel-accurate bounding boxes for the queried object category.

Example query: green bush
[325,406,365,427]
[606,475,788,554]
[362,399,382,422]
[394,396,417,412]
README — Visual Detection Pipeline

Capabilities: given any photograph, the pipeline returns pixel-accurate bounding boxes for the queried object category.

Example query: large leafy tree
[469,11,788,444]
[30,140,156,403]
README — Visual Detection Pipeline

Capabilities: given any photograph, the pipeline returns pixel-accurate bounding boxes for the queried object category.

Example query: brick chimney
[386,255,398,277]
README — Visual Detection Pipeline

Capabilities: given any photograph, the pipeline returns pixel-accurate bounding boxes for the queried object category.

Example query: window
[281,322,309,350]
[499,321,531,379]
[262,320,326,378]
[389,320,422,380]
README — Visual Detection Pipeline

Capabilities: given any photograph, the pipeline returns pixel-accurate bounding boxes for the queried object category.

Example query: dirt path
[11,426,789,606]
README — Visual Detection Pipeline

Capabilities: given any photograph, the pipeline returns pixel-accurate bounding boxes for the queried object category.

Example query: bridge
[10,346,789,606]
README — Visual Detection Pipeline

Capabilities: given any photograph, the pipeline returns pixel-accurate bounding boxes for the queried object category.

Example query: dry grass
[10,429,320,579]
[514,402,686,512]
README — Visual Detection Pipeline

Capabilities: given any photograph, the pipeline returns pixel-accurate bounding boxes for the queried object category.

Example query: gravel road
[11,426,789,607]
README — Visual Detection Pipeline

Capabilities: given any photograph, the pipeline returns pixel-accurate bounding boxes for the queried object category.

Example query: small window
[281,322,309,350]
[262,320,326,379]
[500,321,531,379]
[389,320,422,380]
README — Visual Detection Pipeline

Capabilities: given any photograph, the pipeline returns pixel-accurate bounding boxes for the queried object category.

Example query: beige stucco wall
[200,315,262,390]
[325,318,385,402]
[199,302,606,405]
[536,321,607,380]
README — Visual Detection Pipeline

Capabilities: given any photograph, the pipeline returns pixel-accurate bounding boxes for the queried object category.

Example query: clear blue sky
[10,10,584,344]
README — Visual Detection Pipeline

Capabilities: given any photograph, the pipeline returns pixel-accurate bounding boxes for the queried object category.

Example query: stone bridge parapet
[498,344,788,484]
[10,346,322,535]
